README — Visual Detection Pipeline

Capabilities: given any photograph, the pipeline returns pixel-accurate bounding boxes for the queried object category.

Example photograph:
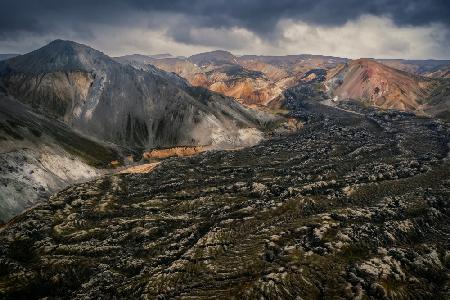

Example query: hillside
[0,92,126,222]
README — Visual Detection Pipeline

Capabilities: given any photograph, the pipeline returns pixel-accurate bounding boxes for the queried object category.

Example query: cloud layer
[0,0,449,59]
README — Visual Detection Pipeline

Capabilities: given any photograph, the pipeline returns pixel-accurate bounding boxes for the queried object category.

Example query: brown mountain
[326,59,450,118]
[377,59,450,78]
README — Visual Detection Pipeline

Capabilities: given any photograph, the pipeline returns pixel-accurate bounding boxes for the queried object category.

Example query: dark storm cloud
[0,0,449,59]
[0,0,449,38]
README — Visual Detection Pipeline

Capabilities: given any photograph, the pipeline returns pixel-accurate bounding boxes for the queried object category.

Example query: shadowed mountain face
[116,51,347,107]
[0,98,449,299]
[0,40,269,150]
[326,59,450,119]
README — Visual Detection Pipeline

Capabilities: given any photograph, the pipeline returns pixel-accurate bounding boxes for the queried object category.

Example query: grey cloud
[1,0,449,36]
[0,0,449,58]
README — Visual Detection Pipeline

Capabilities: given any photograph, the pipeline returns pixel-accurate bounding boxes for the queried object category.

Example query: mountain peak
[1,39,112,74]
[189,50,237,66]
[38,39,101,56]
[328,57,431,111]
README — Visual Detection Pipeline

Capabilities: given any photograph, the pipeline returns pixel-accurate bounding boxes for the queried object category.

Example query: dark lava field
[1,100,449,299]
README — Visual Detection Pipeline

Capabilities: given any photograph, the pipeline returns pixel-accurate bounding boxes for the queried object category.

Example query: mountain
[326,58,450,117]
[0,54,19,61]
[0,40,270,150]
[0,92,126,222]
[238,54,348,80]
[114,53,175,65]
[117,51,347,107]
[116,51,450,116]
[189,50,238,66]
[378,59,450,78]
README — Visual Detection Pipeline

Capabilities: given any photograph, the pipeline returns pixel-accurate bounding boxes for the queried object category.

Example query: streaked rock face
[2,71,94,121]
[0,40,270,150]
[0,94,124,223]
[0,100,449,299]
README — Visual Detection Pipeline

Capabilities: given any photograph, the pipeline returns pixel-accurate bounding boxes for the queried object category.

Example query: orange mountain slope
[327,59,432,112]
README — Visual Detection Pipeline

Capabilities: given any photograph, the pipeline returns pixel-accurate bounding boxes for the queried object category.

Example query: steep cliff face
[0,40,268,150]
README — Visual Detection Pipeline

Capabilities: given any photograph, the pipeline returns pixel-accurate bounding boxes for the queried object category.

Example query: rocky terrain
[117,52,450,121]
[1,42,450,299]
[0,93,449,298]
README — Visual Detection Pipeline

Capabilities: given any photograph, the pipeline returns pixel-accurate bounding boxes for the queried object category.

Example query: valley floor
[1,102,449,299]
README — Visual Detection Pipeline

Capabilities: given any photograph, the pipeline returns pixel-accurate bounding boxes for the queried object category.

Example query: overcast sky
[1,0,449,59]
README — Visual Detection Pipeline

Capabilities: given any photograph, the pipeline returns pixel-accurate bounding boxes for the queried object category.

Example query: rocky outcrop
[143,146,206,160]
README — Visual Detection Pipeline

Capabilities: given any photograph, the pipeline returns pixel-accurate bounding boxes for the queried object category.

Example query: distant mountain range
[116,50,450,117]
[377,59,450,78]
[116,51,348,107]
